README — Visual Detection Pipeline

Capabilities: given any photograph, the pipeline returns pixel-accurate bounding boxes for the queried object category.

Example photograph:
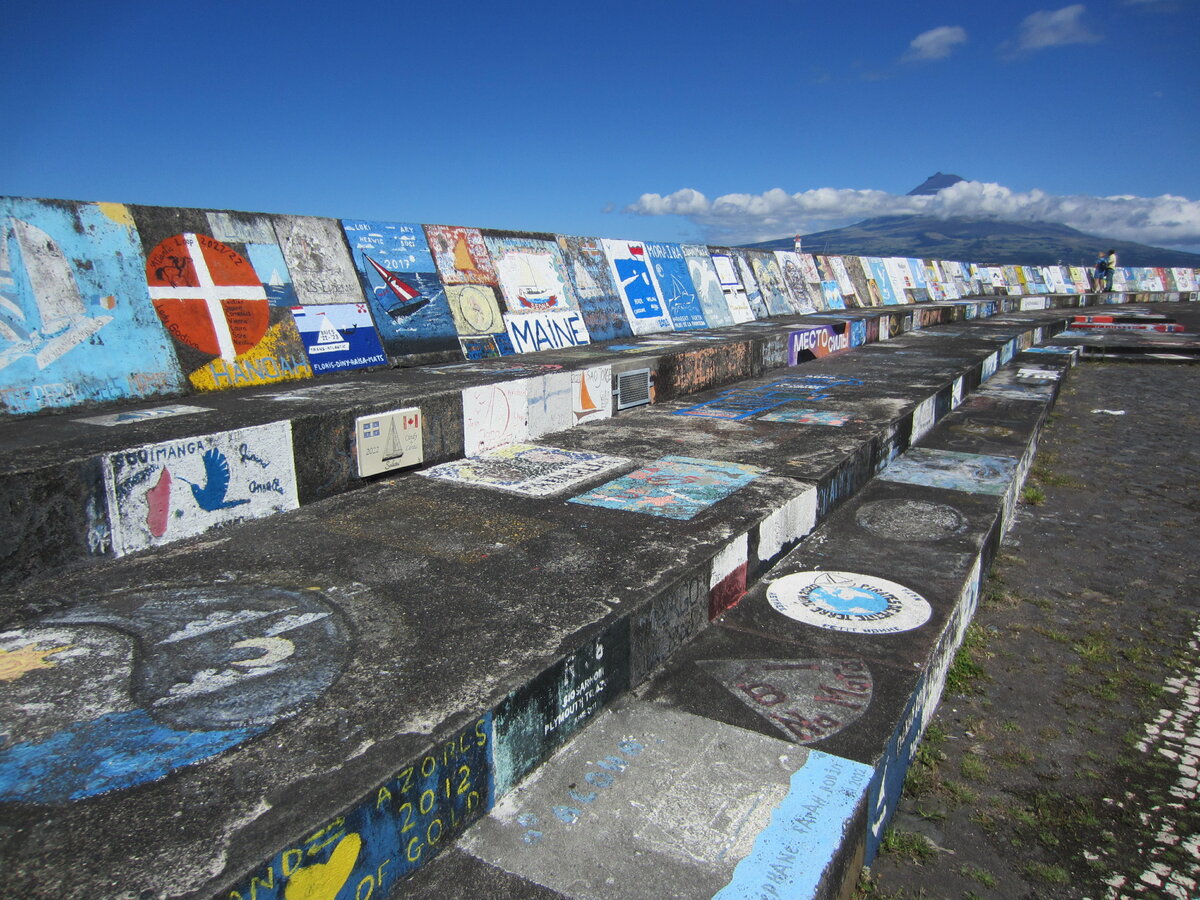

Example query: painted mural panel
[709,249,760,322]
[555,235,634,342]
[102,420,299,556]
[271,214,364,305]
[644,241,707,329]
[680,244,735,326]
[845,256,881,307]
[443,284,514,359]
[462,380,530,455]
[745,250,795,316]
[573,365,611,425]
[425,224,499,286]
[0,198,184,416]
[421,443,630,497]
[568,456,762,520]
[340,219,464,362]
[291,303,388,374]
[774,250,818,313]
[788,323,853,365]
[865,258,901,305]
[878,448,1018,495]
[227,715,492,897]
[505,309,591,354]
[0,584,350,805]
[131,206,312,391]
[728,250,771,318]
[600,239,674,335]
[484,233,579,316]
[207,211,301,308]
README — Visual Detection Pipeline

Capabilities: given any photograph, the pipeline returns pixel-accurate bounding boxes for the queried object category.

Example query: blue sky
[3,1,1197,250]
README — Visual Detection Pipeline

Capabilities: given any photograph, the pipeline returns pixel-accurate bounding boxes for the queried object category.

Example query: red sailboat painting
[363,254,430,319]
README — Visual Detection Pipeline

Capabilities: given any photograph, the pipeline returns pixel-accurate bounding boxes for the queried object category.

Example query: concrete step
[0,295,1187,898]
[404,347,1073,899]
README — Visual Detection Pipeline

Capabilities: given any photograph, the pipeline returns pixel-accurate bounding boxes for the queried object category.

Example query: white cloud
[623,180,1200,251]
[904,26,968,61]
[1011,4,1101,53]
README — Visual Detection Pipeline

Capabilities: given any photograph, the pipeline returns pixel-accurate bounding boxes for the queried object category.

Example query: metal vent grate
[614,368,651,410]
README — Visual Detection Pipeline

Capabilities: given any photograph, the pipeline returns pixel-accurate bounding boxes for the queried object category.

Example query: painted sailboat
[573,374,601,422]
[515,256,558,309]
[0,217,112,372]
[363,253,429,319]
[382,417,406,462]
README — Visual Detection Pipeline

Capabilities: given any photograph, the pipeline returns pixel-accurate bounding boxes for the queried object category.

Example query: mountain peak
[907,172,966,196]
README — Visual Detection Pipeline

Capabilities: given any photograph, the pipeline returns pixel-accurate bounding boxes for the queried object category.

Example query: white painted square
[356,408,423,477]
[462,380,530,455]
[526,372,574,439]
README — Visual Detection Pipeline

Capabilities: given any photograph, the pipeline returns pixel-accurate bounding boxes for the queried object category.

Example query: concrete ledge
[2,293,1146,594]
[408,346,1072,899]
[0,305,1097,898]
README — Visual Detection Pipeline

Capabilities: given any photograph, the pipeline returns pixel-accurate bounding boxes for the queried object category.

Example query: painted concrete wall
[2,194,1197,417]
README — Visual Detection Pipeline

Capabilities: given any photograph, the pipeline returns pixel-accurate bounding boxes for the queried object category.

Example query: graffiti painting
[568,456,762,520]
[0,198,185,415]
[462,380,530,455]
[643,242,707,330]
[699,657,873,744]
[132,206,313,391]
[0,584,349,804]
[555,235,634,342]
[773,250,818,314]
[102,421,299,556]
[421,443,630,497]
[680,244,736,326]
[425,224,498,286]
[291,303,388,374]
[745,251,795,316]
[600,239,674,335]
[767,570,933,635]
[341,219,464,362]
[878,447,1019,495]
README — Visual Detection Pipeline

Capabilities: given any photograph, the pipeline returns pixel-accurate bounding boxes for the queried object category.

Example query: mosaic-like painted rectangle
[601,239,673,335]
[757,408,854,425]
[877,448,1018,495]
[421,444,630,497]
[131,205,314,392]
[568,456,762,520]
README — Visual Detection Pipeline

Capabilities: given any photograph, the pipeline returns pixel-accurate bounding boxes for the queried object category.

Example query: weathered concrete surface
[0,296,1187,899]
[400,346,1071,899]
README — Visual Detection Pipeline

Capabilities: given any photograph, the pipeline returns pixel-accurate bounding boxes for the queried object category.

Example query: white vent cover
[614,368,651,410]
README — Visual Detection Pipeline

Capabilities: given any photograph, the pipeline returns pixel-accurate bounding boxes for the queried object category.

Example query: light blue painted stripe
[714,750,872,900]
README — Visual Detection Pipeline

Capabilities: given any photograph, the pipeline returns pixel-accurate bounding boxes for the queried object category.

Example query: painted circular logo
[767,570,932,634]
[855,499,968,542]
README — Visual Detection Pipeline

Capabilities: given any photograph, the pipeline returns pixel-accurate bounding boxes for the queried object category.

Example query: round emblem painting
[767,570,932,634]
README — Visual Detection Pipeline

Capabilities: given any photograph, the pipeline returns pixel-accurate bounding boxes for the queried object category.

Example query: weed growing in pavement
[1021,484,1046,504]
[945,625,990,695]
[959,753,988,781]
[957,865,998,888]
[880,829,937,864]
[1022,862,1070,884]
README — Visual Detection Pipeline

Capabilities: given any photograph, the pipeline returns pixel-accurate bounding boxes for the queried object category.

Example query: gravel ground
[857,360,1200,900]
